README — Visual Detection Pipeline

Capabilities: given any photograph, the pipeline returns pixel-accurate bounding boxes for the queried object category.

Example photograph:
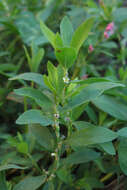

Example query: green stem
[27,153,42,174]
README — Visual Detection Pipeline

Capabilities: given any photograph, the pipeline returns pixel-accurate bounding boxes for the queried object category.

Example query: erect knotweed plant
[10,16,125,189]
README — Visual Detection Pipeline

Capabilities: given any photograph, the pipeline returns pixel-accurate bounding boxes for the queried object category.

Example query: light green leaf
[55,47,77,68]
[93,95,127,121]
[13,175,46,190]
[16,109,53,126]
[29,124,55,151]
[54,33,63,49]
[10,73,46,87]
[40,21,55,48]
[71,17,94,54]
[31,48,44,73]
[67,126,117,148]
[60,16,74,46]
[44,62,65,95]
[17,142,29,154]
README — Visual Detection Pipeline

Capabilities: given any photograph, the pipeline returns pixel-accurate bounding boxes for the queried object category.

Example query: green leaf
[40,21,56,48]
[76,177,104,189]
[71,103,88,121]
[17,142,29,154]
[71,17,94,54]
[117,127,127,137]
[85,105,97,124]
[31,47,44,73]
[29,124,55,151]
[60,16,74,46]
[13,175,46,190]
[55,47,77,68]
[10,73,46,88]
[0,172,8,190]
[64,85,100,110]
[71,77,113,85]
[0,63,17,72]
[73,121,95,130]
[44,62,65,95]
[0,164,27,171]
[54,33,63,49]
[93,95,127,121]
[62,148,100,165]
[100,142,115,155]
[118,138,127,175]
[113,8,127,23]
[16,109,53,126]
[15,11,47,46]
[56,167,73,184]
[64,82,123,110]
[14,87,53,110]
[67,126,117,148]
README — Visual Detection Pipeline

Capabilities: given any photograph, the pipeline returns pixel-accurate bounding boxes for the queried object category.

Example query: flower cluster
[88,45,94,53]
[104,22,115,39]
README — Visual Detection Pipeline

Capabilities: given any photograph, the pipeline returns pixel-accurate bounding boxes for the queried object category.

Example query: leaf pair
[40,16,94,68]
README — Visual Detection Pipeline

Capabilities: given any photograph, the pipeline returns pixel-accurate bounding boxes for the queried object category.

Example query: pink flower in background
[104,31,109,39]
[81,74,88,80]
[104,22,115,39]
[106,22,114,32]
[88,45,94,53]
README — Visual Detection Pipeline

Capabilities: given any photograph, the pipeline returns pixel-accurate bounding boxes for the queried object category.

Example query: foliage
[1,0,127,189]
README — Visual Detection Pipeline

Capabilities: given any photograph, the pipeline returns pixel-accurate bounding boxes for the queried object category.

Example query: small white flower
[54,113,59,119]
[63,76,70,84]
[51,153,56,157]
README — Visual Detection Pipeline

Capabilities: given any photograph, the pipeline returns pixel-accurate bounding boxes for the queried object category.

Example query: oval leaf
[10,73,46,87]
[93,95,127,121]
[71,17,94,54]
[16,109,53,126]
[67,126,117,148]
[13,175,46,190]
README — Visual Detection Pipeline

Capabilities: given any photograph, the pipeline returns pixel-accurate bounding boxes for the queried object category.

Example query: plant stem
[100,172,114,182]
[27,153,42,174]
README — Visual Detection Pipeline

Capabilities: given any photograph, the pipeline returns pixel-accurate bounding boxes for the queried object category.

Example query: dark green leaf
[29,124,55,151]
[118,139,127,175]
[65,82,123,110]
[10,72,46,87]
[100,142,115,155]
[67,126,117,148]
[93,95,127,121]
[14,87,53,110]
[13,175,46,190]
[0,164,27,171]
[0,172,8,190]
[63,148,100,165]
[16,109,53,126]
